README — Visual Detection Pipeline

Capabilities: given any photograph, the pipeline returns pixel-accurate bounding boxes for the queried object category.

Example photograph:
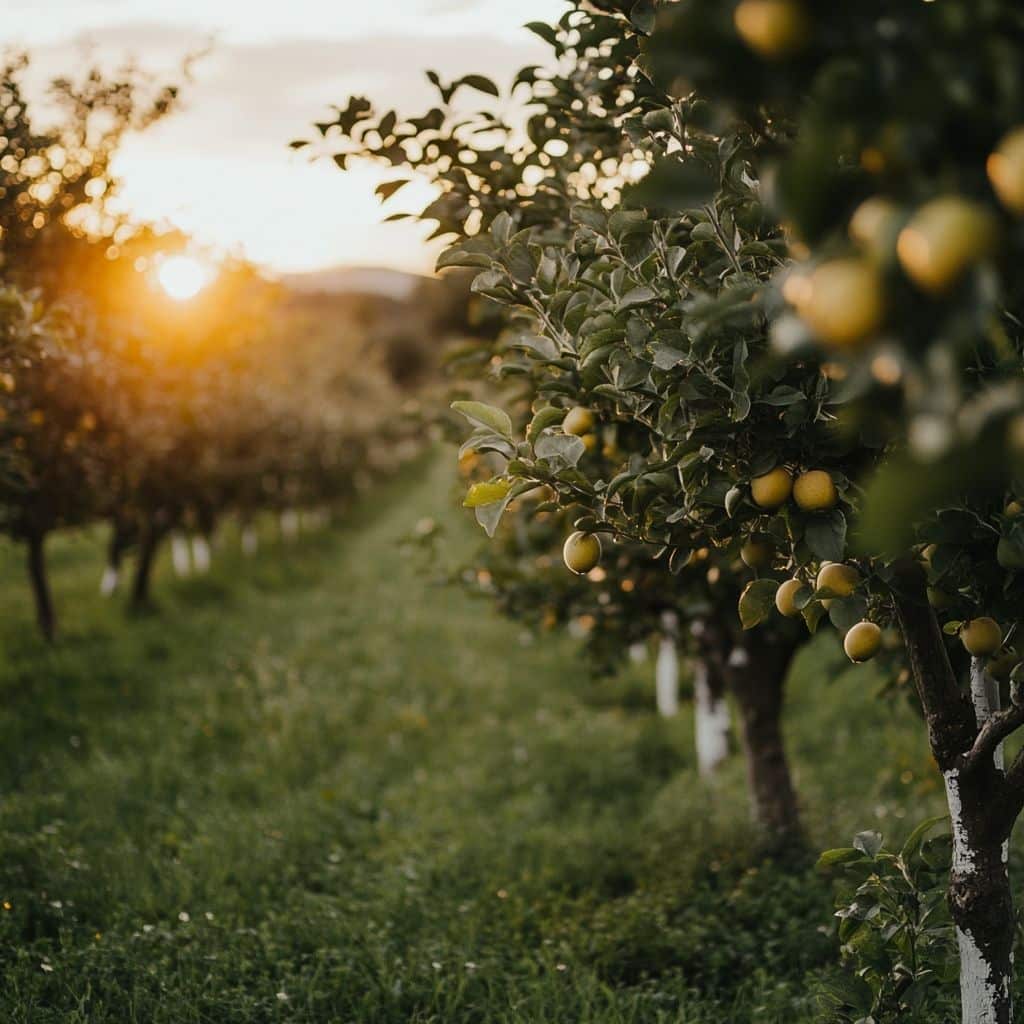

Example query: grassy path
[0,452,958,1022]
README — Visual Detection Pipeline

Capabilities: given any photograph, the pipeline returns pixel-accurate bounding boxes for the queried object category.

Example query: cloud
[6,4,564,272]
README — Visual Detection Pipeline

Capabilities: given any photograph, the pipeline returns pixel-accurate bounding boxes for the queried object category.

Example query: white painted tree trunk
[693,660,731,778]
[943,658,1011,1024]
[280,509,299,541]
[99,564,120,597]
[191,536,211,574]
[241,525,258,556]
[170,533,192,577]
[655,611,680,718]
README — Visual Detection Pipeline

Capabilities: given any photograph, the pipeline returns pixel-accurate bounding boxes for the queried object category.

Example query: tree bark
[893,564,1014,1024]
[26,531,55,642]
[170,532,191,578]
[693,659,731,777]
[191,535,211,574]
[131,524,163,609]
[101,521,132,596]
[694,616,802,843]
[726,630,802,844]
[655,610,680,718]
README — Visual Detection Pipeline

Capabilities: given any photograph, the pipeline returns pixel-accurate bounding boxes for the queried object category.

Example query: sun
[158,256,210,301]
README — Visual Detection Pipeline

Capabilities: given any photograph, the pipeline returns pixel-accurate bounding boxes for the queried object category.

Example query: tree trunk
[726,631,802,844]
[280,508,299,541]
[132,525,162,608]
[100,521,131,596]
[26,531,55,642]
[655,611,680,718]
[191,535,211,574]
[693,658,731,777]
[241,524,258,556]
[170,532,191,577]
[893,566,1014,1024]
[942,659,1014,1024]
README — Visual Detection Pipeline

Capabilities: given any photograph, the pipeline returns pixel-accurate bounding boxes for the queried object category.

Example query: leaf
[490,211,514,248]
[805,511,847,563]
[374,179,410,201]
[651,344,688,369]
[853,831,884,859]
[451,400,513,439]
[802,600,827,634]
[475,491,514,538]
[514,334,559,360]
[463,479,512,508]
[625,156,717,212]
[629,0,656,34]
[816,847,867,871]
[900,815,949,863]
[738,579,779,630]
[457,74,500,98]
[618,285,658,311]
[527,407,566,443]
[535,433,585,468]
[524,21,559,47]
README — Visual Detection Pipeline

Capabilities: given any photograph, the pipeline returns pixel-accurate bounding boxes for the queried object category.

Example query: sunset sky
[4,0,565,275]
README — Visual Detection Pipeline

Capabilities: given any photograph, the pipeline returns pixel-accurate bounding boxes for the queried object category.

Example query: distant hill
[281,266,427,301]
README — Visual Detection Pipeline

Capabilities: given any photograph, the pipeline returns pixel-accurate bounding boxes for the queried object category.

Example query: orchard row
[0,57,420,638]
[330,2,1024,1021]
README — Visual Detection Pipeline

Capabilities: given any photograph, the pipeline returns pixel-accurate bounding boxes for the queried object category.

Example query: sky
[3,0,566,276]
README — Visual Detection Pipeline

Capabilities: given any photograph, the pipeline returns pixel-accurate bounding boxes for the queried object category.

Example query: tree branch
[962,705,1024,775]
[890,560,976,771]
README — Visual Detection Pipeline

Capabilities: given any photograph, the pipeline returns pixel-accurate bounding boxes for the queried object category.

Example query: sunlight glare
[158,256,209,301]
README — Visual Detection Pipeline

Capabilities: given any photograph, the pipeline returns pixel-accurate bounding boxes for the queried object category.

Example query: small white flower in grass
[464,961,478,971]
[142,924,154,933]
[205,912,214,921]
[431,961,442,971]
[276,992,289,1002]
[556,964,568,972]
[178,911,190,923]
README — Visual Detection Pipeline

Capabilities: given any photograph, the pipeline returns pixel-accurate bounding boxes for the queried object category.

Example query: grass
[0,451,1014,1022]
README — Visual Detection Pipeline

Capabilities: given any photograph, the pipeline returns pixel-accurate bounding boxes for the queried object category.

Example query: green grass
[0,451,1007,1022]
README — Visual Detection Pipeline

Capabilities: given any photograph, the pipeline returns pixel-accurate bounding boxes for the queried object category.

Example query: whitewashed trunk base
[170,534,191,577]
[241,526,258,556]
[655,611,680,718]
[628,642,648,664]
[280,510,299,541]
[191,537,211,574]
[99,565,120,597]
[942,658,1012,1024]
[693,662,730,778]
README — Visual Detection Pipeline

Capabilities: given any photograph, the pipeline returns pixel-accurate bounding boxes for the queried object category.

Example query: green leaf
[815,847,867,871]
[853,831,884,859]
[451,400,513,439]
[535,433,585,468]
[524,21,559,47]
[738,579,779,630]
[805,511,847,563]
[900,815,949,864]
[475,491,514,538]
[527,407,566,444]
[618,285,658,311]
[463,479,512,508]
[457,74,500,97]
